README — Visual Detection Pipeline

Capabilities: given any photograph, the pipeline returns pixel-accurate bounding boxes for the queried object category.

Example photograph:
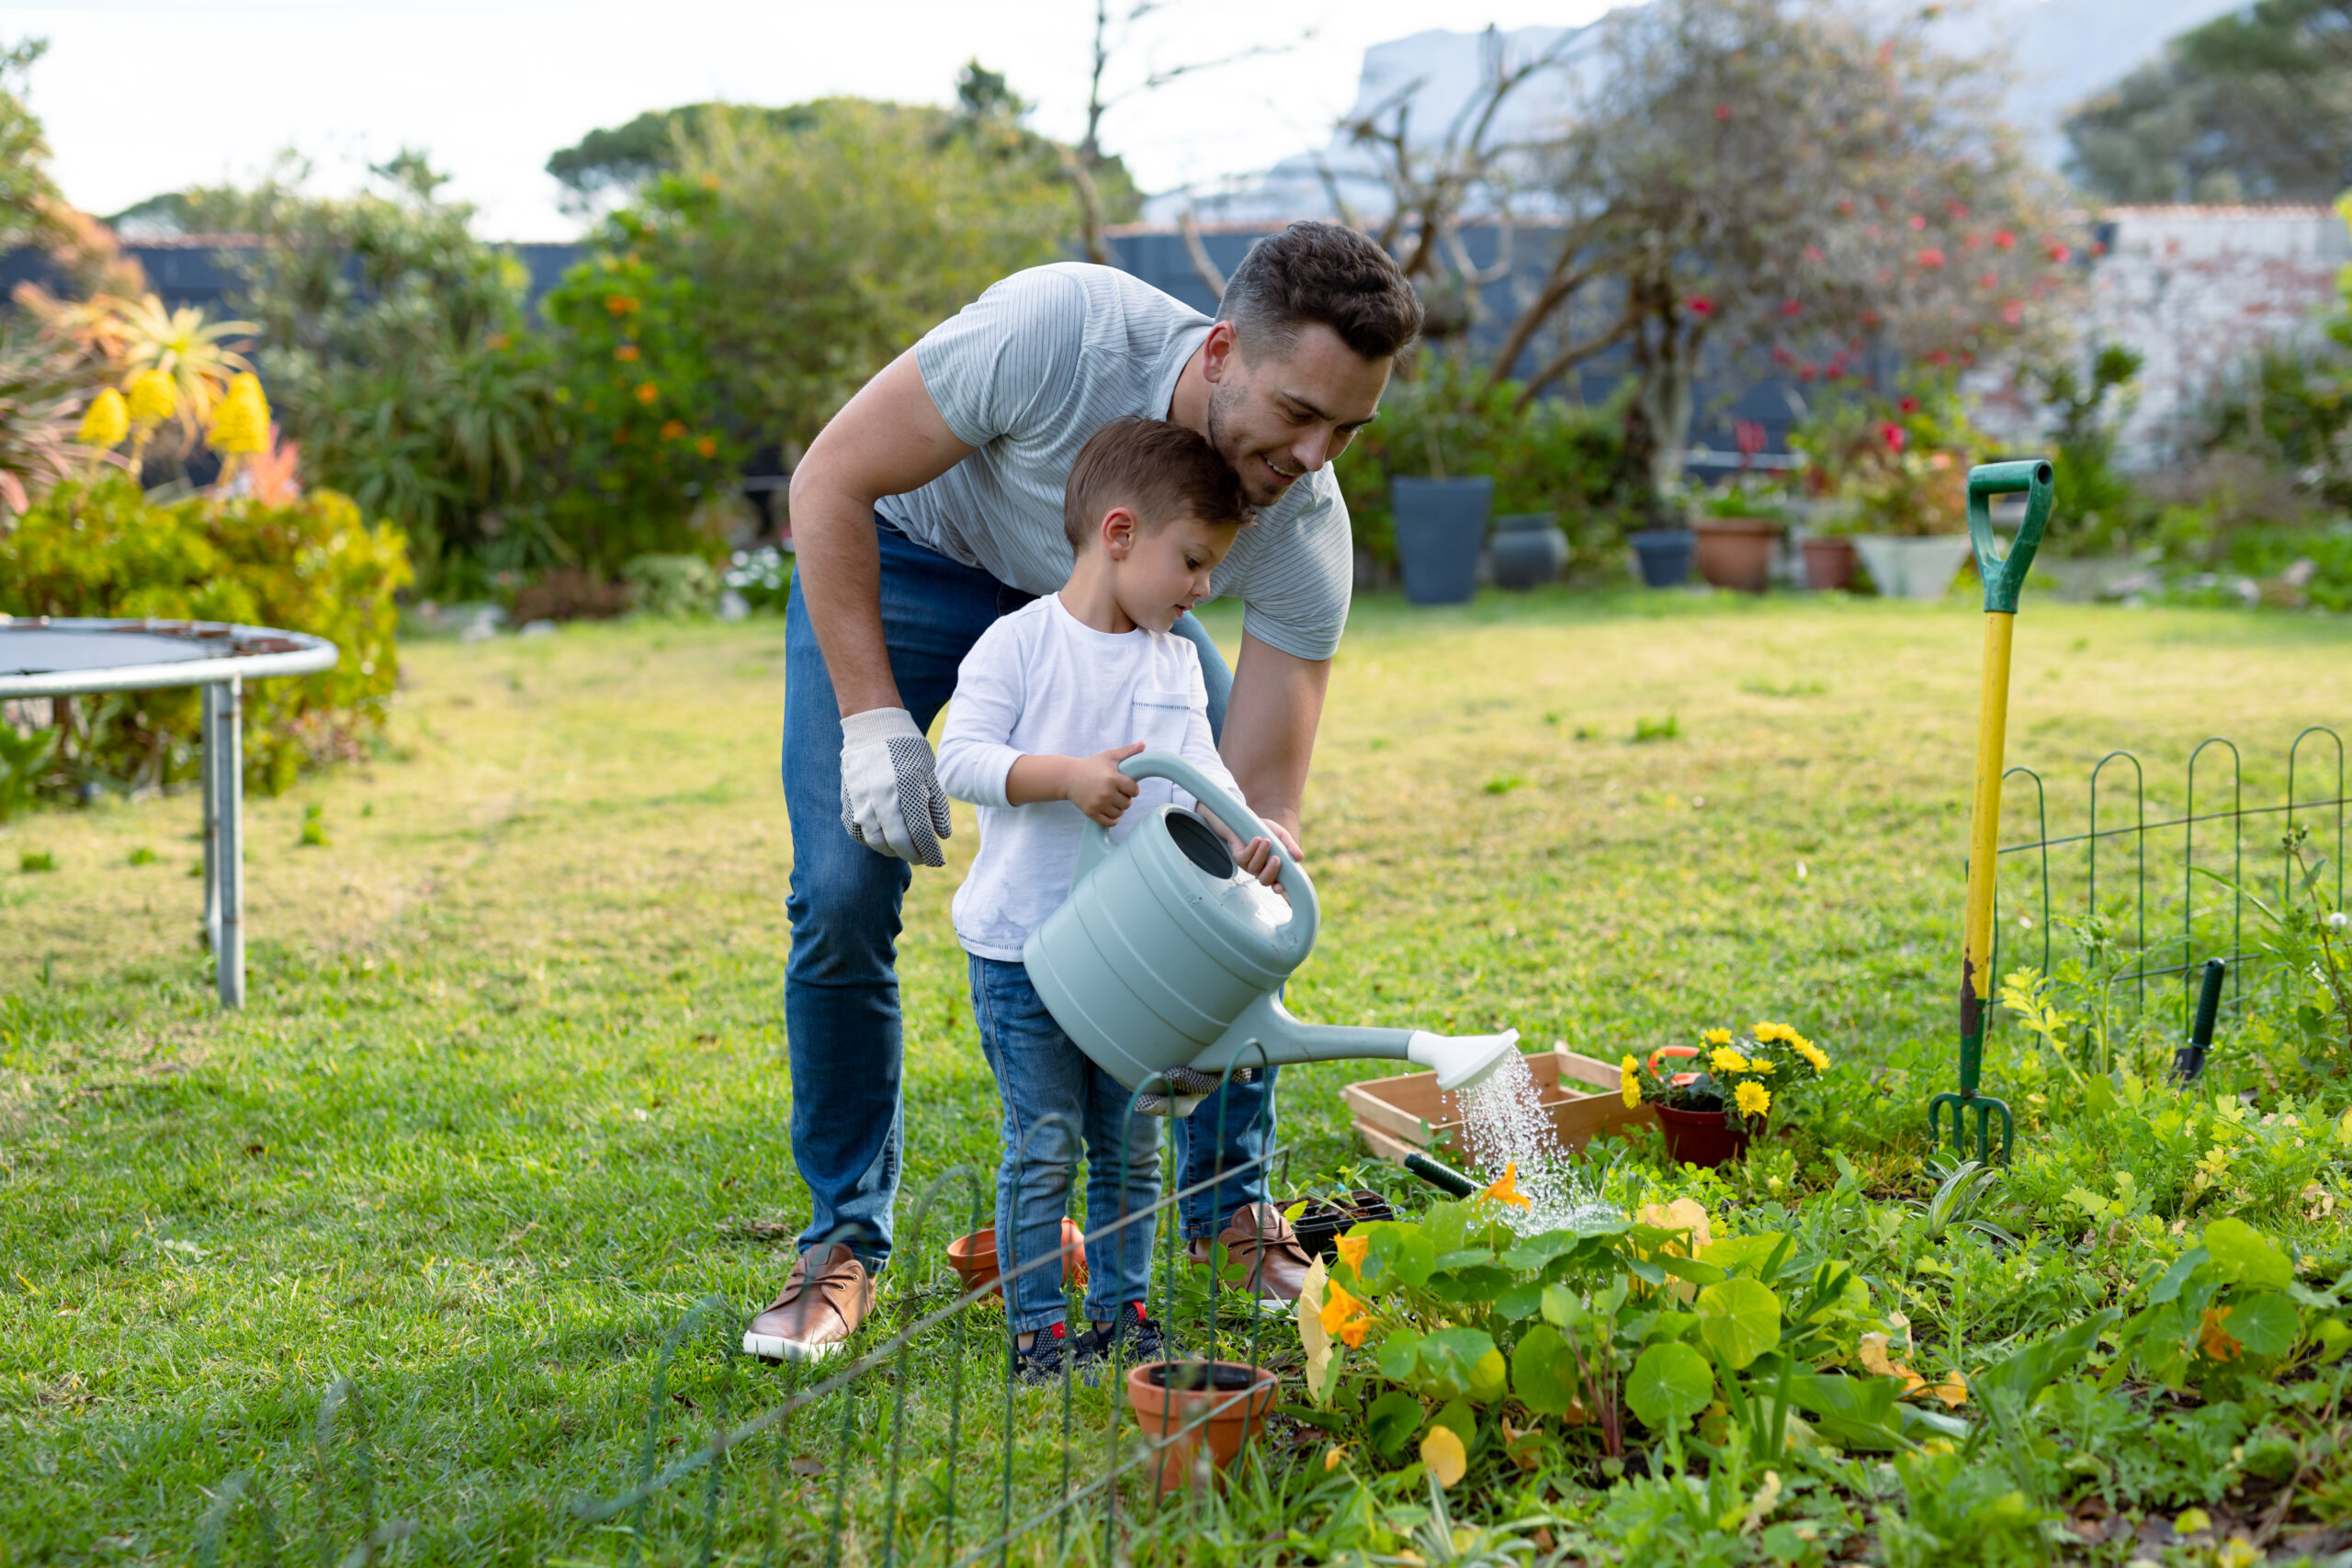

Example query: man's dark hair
[1218,220,1423,363]
[1064,416,1250,554]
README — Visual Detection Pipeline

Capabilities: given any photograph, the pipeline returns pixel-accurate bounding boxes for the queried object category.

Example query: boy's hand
[1233,835,1289,899]
[1065,742,1145,827]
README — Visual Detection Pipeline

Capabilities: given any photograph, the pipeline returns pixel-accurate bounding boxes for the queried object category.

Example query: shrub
[0,472,410,800]
[1337,360,1634,574]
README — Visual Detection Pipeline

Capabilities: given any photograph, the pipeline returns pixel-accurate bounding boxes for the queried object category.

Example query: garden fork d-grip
[1929,458,2054,1166]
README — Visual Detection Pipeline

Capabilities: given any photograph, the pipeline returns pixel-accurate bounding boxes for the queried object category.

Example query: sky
[8,0,1616,240]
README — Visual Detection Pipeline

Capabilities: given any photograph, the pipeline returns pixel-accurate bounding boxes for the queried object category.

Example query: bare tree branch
[1179,206,1226,297]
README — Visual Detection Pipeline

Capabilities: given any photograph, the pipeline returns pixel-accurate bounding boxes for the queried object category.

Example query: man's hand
[1061,742,1145,827]
[839,708,953,865]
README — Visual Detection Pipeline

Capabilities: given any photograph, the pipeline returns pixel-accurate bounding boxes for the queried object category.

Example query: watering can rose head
[1022,750,1521,1111]
[1625,1021,1829,1127]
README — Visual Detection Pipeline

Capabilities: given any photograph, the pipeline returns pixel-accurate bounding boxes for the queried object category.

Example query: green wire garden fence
[1988,725,2346,1047]
[190,1065,1318,1567]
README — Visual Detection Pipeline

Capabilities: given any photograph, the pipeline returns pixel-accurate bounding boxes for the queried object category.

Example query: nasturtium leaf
[1699,1234,1790,1276]
[1416,1327,1499,1400]
[1366,1223,1437,1291]
[1625,1341,1713,1431]
[2313,1318,2352,1364]
[1419,1202,1474,1256]
[1366,1390,1424,1459]
[1503,1230,1588,1273]
[1430,1396,1476,1447]
[1376,1328,1423,1382]
[1510,1324,1577,1416]
[1467,1348,1509,1404]
[2224,1292,2300,1359]
[2203,1219,2293,1291]
[1656,1255,1729,1287]
[1494,1282,1544,1321]
[1696,1278,1783,1371]
[1541,1283,1578,1328]
[1419,1425,1467,1488]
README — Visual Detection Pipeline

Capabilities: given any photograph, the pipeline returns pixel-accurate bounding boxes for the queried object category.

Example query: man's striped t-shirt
[876,262,1353,663]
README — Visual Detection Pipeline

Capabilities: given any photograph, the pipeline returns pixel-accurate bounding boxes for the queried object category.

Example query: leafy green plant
[19,848,55,872]
[1632,714,1680,742]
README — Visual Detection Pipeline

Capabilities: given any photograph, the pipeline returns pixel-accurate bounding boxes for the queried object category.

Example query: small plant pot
[1288,1190,1397,1262]
[945,1220,1086,1298]
[1654,1103,1755,1168]
[1489,513,1567,590]
[1692,518,1782,592]
[1851,535,1973,601]
[1124,1359,1279,1495]
[1800,536,1859,592]
[1391,477,1493,605]
[1628,529,1696,588]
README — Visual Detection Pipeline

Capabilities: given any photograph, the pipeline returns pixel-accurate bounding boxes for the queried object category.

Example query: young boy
[935,416,1290,1382]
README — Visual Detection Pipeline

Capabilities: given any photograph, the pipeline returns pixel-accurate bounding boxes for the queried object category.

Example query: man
[744,221,1423,1362]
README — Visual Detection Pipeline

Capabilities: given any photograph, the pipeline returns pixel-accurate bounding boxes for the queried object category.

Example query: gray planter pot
[1391,477,1492,605]
[1490,512,1567,590]
[1628,528,1696,588]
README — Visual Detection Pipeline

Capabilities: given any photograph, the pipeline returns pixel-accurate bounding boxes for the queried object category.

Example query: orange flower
[1483,1161,1532,1209]
[1334,1231,1369,1275]
[605,294,639,316]
[2199,1306,2242,1362]
[1319,1280,1372,1348]
[660,420,685,440]
[694,435,718,458]
[635,382,659,405]
[615,344,640,362]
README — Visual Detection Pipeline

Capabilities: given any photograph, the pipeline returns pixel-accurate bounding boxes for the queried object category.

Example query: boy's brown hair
[1063,416,1251,554]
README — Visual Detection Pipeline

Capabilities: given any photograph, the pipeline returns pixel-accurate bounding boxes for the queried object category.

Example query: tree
[2064,0,2352,204]
[1469,0,2074,510]
[0,37,62,255]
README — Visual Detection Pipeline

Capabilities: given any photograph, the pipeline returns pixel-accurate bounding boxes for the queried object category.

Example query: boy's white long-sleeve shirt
[935,594,1248,962]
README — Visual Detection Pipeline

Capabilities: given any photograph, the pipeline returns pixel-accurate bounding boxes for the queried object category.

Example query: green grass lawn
[5,590,2351,1564]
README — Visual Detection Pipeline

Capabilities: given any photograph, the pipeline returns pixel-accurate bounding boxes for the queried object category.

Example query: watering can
[1023,751,1519,1116]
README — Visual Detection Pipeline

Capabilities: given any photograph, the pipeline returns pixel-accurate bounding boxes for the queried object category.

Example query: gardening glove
[838,707,952,867]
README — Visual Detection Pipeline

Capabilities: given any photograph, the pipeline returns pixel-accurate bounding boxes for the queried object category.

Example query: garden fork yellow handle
[1932,459,2053,1165]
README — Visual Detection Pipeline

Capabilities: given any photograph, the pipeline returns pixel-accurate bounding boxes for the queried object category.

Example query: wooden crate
[1341,1045,1657,1166]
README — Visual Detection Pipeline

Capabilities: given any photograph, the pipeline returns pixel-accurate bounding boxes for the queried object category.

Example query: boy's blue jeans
[967,955,1160,1332]
[780,518,1275,1271]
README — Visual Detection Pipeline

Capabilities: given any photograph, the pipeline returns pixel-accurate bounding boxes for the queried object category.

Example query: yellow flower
[124,368,175,426]
[208,372,270,455]
[1753,1021,1790,1043]
[1708,1046,1747,1075]
[77,387,129,448]
[1747,1058,1777,1076]
[1702,1028,1733,1047]
[1735,1080,1772,1118]
[1482,1161,1532,1209]
[1334,1231,1369,1275]
[1620,1054,1641,1108]
[1319,1280,1372,1348]
[1793,1038,1829,1072]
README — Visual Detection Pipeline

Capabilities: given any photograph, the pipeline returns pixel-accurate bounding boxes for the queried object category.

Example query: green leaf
[1625,1341,1713,1431]
[2203,1219,2293,1291]
[2147,1247,2211,1304]
[1272,1402,1346,1432]
[1540,1283,1578,1328]
[1376,1328,1423,1382]
[1365,1223,1437,1291]
[1416,1327,1499,1401]
[1494,1282,1544,1321]
[1467,1347,1508,1404]
[2313,1318,2352,1364]
[1510,1324,1579,1416]
[1429,1263,1515,1302]
[2083,1074,2119,1114]
[1698,1234,1789,1276]
[1656,1255,1730,1287]
[1784,1371,1907,1451]
[1695,1278,1782,1371]
[1430,1396,1476,1448]
[1366,1389,1424,1459]
[2225,1292,2300,1359]
[1419,1202,1474,1256]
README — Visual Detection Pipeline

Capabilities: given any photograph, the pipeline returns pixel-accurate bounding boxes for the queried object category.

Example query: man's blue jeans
[781,519,1276,1269]
[967,955,1159,1332]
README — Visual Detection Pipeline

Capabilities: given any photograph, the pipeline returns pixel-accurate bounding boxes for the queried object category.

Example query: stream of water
[1453,1050,1617,1235]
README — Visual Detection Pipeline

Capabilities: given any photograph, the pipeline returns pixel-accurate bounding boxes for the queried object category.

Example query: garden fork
[1928,458,2054,1166]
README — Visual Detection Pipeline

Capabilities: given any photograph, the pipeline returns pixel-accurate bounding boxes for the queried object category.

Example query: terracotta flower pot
[1654,1102,1755,1168]
[1124,1359,1279,1495]
[946,1219,1086,1298]
[1692,518,1781,592]
[1800,536,1859,592]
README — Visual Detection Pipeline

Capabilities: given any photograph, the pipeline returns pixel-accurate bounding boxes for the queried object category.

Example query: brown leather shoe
[742,1242,874,1363]
[1184,1202,1315,1302]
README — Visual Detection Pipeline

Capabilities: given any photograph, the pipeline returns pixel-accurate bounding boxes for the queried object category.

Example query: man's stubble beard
[1204,378,1291,509]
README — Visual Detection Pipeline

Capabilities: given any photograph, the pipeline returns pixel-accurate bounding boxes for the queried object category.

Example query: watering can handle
[1069,749,1321,964]
[1966,458,2055,615]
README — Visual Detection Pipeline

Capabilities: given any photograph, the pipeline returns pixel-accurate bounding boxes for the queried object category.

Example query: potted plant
[1391,474,1493,605]
[1488,511,1568,589]
[1794,497,1862,592]
[1690,482,1789,592]
[1792,377,1982,600]
[1618,1020,1828,1168]
[1124,1359,1280,1494]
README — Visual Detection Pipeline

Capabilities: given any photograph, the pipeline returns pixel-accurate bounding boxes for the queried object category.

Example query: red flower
[2046,241,2071,264]
[1780,298,1803,317]
[1978,271,1997,290]
[1908,213,1927,231]
[1915,246,1946,269]
[1803,245,1824,264]
[2001,298,2025,326]
[1926,350,1951,367]
[1880,421,1907,452]
[1946,200,1970,220]
[1714,104,1732,121]
[1770,344,1794,365]
[1962,231,1982,250]
[2092,240,2109,256]
[1992,229,2017,250]
[1860,310,1881,326]
[1898,396,1920,413]
[1836,197,1856,217]
[1798,362,1818,382]
[1686,296,1716,318]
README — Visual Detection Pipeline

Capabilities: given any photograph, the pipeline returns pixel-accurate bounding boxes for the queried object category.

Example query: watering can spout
[1183,989,1519,1096]
[1407,1027,1520,1092]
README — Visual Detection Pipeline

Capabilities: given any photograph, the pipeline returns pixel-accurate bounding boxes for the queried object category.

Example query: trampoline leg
[211,679,244,1009]
[201,683,221,953]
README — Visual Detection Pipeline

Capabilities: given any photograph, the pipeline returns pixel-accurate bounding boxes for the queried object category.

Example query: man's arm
[1218,631,1330,847]
[786,350,976,717]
